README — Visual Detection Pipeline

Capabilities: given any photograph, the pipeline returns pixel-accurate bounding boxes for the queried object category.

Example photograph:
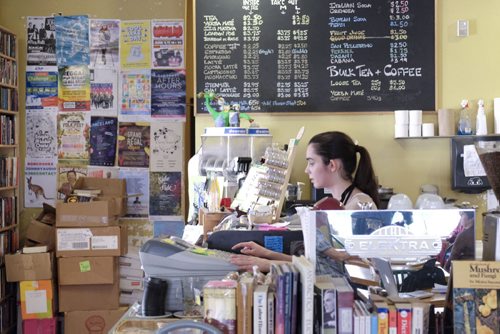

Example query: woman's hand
[232,241,271,258]
[229,254,272,273]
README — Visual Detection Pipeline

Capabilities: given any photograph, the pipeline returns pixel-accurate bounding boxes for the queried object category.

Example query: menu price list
[196,0,435,113]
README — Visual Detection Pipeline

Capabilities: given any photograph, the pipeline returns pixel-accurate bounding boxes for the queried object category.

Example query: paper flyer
[55,15,90,66]
[151,20,184,69]
[149,171,182,219]
[150,121,183,172]
[24,159,57,208]
[87,166,119,179]
[117,122,150,168]
[119,70,151,118]
[90,68,118,116]
[25,70,58,110]
[153,220,185,238]
[57,112,90,163]
[120,20,151,69]
[90,19,120,69]
[27,16,56,66]
[56,165,88,200]
[119,168,150,218]
[26,109,57,159]
[58,65,91,111]
[89,116,118,166]
[151,69,186,118]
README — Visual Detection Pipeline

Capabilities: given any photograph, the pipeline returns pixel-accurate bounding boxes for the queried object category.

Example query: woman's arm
[232,241,292,262]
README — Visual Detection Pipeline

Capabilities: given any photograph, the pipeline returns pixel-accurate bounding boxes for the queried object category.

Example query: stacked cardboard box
[24,203,56,250]
[119,246,145,305]
[5,251,56,332]
[54,177,128,332]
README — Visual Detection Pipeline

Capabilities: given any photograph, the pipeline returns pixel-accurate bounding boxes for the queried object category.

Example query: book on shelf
[268,289,275,334]
[254,284,269,334]
[453,261,500,334]
[22,245,48,254]
[332,277,354,334]
[271,263,285,334]
[411,302,431,334]
[395,303,412,334]
[374,301,390,334]
[236,274,255,334]
[388,305,397,334]
[292,255,314,334]
[313,275,336,334]
[280,263,294,334]
[72,188,102,197]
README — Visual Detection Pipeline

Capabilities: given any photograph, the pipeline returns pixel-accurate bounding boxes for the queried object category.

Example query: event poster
[89,19,120,68]
[89,116,118,166]
[57,165,88,200]
[151,70,186,118]
[26,109,57,159]
[150,171,182,218]
[58,65,91,111]
[117,122,150,168]
[90,69,118,116]
[24,159,57,208]
[119,168,149,218]
[55,15,90,66]
[150,121,183,172]
[25,70,58,110]
[151,20,184,69]
[27,16,56,66]
[57,112,90,163]
[120,20,151,69]
[87,166,119,179]
[120,70,151,118]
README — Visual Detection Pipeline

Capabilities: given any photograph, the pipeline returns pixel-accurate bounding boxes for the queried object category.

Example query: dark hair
[460,210,475,220]
[309,131,380,208]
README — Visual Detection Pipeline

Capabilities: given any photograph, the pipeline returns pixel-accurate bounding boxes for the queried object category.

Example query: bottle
[457,99,473,135]
[476,99,488,135]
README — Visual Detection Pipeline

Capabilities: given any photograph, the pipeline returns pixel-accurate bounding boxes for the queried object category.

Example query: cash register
[139,237,237,311]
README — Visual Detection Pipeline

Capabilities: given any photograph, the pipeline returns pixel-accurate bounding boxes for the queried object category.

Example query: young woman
[229,131,380,274]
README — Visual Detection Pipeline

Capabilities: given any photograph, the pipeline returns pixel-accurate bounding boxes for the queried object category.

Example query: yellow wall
[1,0,499,238]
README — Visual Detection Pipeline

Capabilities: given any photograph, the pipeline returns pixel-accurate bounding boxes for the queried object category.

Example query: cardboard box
[199,208,231,241]
[58,265,120,312]
[20,280,54,319]
[73,177,127,216]
[5,252,53,282]
[64,308,127,334]
[56,200,118,227]
[58,257,117,285]
[25,219,56,250]
[56,226,127,258]
[23,318,57,334]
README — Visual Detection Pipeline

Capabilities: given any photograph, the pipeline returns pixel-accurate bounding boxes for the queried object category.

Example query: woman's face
[305,144,333,190]
[323,291,335,313]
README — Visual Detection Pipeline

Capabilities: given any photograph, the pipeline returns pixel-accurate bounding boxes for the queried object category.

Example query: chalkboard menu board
[195,0,435,113]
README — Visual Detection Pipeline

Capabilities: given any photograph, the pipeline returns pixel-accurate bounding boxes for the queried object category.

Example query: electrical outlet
[457,20,469,37]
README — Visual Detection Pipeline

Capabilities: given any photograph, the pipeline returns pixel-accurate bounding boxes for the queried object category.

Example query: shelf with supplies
[395,134,500,140]
[0,25,18,333]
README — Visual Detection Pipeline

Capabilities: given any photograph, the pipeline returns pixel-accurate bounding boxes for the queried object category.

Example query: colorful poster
[87,166,119,179]
[90,69,118,116]
[24,159,57,208]
[120,20,151,69]
[150,171,182,218]
[58,65,91,111]
[150,121,183,172]
[117,122,150,168]
[57,112,90,163]
[55,15,90,66]
[26,109,57,159]
[90,19,120,69]
[151,20,184,69]
[119,70,151,118]
[151,70,186,118]
[119,168,149,218]
[27,16,56,66]
[57,165,88,200]
[153,220,185,238]
[89,116,118,166]
[26,70,58,110]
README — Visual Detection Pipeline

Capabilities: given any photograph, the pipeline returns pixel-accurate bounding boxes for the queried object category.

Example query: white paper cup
[422,123,435,137]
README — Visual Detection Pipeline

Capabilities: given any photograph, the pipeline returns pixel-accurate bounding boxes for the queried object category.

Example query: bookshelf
[0,25,18,333]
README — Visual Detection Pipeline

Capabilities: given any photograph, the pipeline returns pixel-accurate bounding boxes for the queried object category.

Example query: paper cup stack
[422,123,435,137]
[394,110,409,138]
[409,110,422,137]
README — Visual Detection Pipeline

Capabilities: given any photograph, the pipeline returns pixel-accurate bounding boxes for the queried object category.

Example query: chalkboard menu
[195,0,435,113]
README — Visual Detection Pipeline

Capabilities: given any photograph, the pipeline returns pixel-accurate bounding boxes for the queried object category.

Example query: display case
[0,24,19,334]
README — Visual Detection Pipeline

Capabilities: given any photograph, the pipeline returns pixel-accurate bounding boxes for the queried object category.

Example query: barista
[229,131,380,274]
